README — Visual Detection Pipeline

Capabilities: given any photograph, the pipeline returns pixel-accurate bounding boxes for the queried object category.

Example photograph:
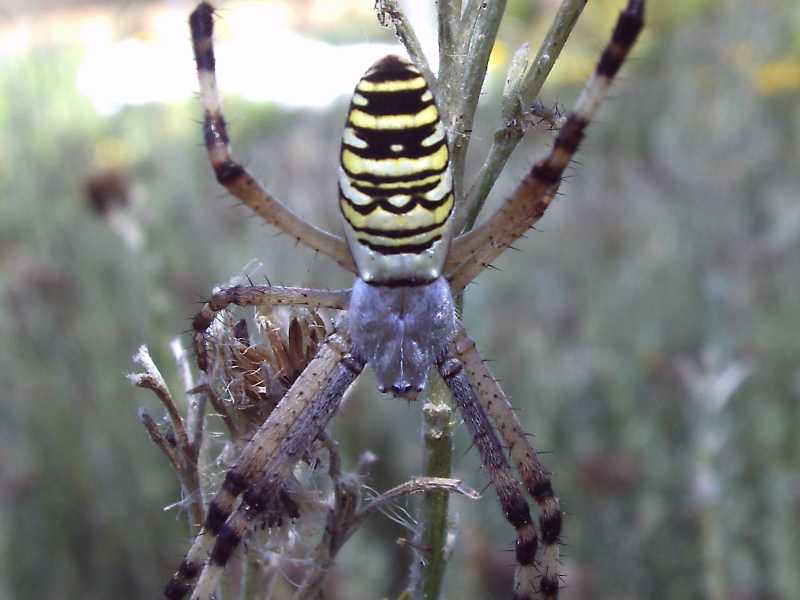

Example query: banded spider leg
[446,0,645,289]
[189,2,356,273]
[165,324,359,598]
[186,345,364,600]
[450,328,564,598]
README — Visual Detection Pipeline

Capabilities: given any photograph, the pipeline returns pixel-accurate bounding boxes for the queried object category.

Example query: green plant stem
[450,0,509,206]
[413,373,455,600]
[459,0,587,232]
[437,0,460,84]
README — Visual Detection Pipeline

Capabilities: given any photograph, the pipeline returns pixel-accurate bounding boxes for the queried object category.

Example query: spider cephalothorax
[349,277,455,398]
[165,2,644,599]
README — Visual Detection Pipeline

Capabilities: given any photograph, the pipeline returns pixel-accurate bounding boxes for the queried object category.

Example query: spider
[165,2,644,599]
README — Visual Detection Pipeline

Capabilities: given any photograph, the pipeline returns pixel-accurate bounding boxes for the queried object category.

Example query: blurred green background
[2,0,799,598]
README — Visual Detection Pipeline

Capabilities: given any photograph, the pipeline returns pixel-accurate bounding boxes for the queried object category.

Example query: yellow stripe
[350,173,442,190]
[349,104,438,130]
[355,228,443,248]
[342,144,448,177]
[357,77,426,92]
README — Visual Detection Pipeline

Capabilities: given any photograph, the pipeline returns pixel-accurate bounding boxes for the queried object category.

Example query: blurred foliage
[1,1,799,599]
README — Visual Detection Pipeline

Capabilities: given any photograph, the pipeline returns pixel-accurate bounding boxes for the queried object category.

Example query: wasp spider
[165,2,644,598]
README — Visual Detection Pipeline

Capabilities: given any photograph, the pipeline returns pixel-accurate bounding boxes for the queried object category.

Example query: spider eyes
[377,382,424,398]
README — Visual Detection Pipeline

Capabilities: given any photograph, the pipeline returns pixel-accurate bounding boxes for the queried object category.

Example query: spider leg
[452,327,563,599]
[188,352,364,600]
[188,2,356,273]
[438,356,540,600]
[192,284,350,372]
[164,329,358,599]
[445,0,645,291]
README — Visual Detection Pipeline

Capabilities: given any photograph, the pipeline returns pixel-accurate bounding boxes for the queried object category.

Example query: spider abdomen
[339,55,455,285]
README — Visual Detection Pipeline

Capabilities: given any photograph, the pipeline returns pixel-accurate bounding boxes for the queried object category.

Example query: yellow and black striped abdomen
[339,55,454,284]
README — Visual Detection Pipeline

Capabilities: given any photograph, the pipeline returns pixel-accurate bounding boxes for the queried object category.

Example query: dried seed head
[204,304,331,437]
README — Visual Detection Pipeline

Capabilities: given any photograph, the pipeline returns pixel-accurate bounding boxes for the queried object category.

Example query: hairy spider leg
[192,284,351,371]
[438,356,540,600]
[164,330,354,599]
[453,329,563,599]
[189,355,364,600]
[189,2,356,273]
[446,0,645,291]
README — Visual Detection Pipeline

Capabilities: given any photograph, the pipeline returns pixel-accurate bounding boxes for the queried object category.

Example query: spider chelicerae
[164,2,644,599]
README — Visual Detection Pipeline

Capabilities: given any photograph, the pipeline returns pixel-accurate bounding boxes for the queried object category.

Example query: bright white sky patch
[75,3,405,115]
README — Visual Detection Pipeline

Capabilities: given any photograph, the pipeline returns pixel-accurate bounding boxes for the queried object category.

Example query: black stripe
[352,178,440,196]
[596,48,624,79]
[347,119,447,157]
[531,479,554,500]
[351,122,439,149]
[529,161,562,186]
[204,500,230,535]
[343,136,445,161]
[506,495,536,566]
[340,192,452,216]
[362,70,419,83]
[614,6,644,46]
[597,10,643,78]
[210,525,240,566]
[347,219,446,239]
[362,66,419,83]
[213,160,246,186]
[177,560,199,579]
[189,3,215,72]
[356,235,442,255]
[506,494,534,531]
[552,117,587,154]
[353,90,433,117]
[540,510,562,546]
[347,123,442,158]
[517,535,538,567]
[164,579,191,600]
[365,277,436,287]
[222,469,248,495]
